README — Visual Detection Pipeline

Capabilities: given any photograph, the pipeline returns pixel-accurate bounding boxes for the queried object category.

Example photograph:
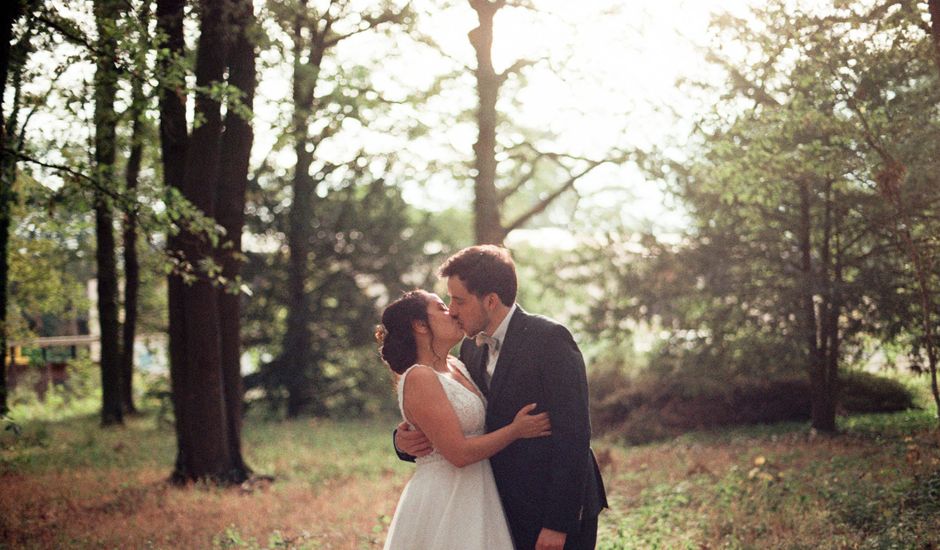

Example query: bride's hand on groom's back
[396,421,434,457]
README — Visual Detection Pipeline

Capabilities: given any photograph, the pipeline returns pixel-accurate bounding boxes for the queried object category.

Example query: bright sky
[249,0,760,249]
[15,0,763,247]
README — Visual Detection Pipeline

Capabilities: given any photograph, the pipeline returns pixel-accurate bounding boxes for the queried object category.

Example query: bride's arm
[403,366,550,468]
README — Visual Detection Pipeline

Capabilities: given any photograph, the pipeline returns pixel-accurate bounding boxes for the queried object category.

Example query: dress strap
[397,364,435,426]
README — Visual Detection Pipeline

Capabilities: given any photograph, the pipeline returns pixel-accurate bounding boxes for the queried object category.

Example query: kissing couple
[375,245,608,550]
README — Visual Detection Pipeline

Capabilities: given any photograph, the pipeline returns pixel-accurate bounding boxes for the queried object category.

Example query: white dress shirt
[484,303,517,379]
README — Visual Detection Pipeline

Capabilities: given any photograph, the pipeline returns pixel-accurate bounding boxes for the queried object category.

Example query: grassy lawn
[2,404,939,549]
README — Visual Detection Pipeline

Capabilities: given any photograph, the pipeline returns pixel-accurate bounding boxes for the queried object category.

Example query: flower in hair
[375,324,388,344]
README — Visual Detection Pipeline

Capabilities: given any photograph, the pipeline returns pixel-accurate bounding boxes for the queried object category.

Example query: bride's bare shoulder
[401,364,439,385]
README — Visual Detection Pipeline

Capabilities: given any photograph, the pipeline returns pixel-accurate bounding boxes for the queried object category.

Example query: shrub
[838,370,916,414]
[590,368,916,444]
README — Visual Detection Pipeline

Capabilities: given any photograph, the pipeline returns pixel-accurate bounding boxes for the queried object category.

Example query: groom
[395,245,607,550]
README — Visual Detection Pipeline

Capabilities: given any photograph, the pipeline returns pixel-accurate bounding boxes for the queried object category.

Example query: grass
[596,410,940,549]
[2,401,939,549]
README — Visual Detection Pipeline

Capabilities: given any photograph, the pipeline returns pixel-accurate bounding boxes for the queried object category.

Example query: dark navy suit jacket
[458,307,607,548]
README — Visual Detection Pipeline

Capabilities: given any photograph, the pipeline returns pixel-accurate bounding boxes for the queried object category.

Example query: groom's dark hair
[438,245,517,307]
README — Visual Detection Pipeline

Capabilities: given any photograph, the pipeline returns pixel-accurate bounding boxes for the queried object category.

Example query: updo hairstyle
[377,290,431,375]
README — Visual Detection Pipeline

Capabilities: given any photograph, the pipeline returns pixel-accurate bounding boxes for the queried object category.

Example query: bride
[376,290,551,550]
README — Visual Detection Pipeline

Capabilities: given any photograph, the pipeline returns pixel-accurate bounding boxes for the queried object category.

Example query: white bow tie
[474,332,500,352]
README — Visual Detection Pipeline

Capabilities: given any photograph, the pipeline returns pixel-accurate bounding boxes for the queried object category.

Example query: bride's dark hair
[376,290,432,375]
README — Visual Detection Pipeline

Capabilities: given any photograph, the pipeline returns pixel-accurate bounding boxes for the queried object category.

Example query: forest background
[2,0,940,547]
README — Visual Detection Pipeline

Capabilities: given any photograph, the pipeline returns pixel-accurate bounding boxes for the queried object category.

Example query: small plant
[212,525,260,549]
[2,413,22,437]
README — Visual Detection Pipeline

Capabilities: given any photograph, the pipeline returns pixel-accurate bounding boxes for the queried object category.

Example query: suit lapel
[487,307,529,406]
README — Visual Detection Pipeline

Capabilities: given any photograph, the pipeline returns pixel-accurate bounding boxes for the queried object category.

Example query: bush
[590,368,917,444]
[838,370,915,414]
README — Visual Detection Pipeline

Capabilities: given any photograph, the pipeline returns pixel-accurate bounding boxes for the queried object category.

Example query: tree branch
[497,56,543,83]
[504,159,609,232]
[4,148,137,212]
[411,31,473,72]
[499,155,542,201]
[322,4,412,49]
[705,51,781,108]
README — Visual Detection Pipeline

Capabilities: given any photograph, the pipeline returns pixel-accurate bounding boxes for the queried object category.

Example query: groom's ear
[483,292,500,311]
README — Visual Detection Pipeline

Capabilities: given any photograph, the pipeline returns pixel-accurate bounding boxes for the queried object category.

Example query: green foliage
[242,172,453,415]
[566,0,940,423]
[8,179,92,341]
[1,413,22,437]
[212,525,315,549]
[598,409,939,549]
[5,355,101,425]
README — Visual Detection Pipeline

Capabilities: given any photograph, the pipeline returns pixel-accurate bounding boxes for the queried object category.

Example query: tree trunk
[810,181,838,433]
[921,0,940,426]
[120,15,147,415]
[0,0,22,416]
[93,0,124,427]
[215,0,255,472]
[157,0,251,483]
[929,0,940,76]
[172,0,236,482]
[155,0,191,478]
[468,0,506,245]
[281,5,327,418]
[798,180,832,432]
[120,122,140,416]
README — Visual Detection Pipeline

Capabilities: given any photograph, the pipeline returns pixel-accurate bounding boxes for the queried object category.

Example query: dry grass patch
[3,408,939,549]
[1,413,411,549]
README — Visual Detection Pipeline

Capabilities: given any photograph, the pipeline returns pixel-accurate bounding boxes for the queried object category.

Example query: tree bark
[810,180,839,433]
[468,0,506,245]
[281,3,327,418]
[93,0,124,426]
[120,10,148,415]
[929,0,940,76]
[155,0,191,479]
[172,0,236,482]
[157,0,255,483]
[798,180,828,432]
[0,0,23,416]
[215,0,255,471]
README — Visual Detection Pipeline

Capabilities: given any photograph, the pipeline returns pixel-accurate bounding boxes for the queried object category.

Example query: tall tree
[270,0,411,417]
[157,0,255,483]
[0,0,25,415]
[119,2,151,416]
[215,0,256,471]
[93,0,124,426]
[465,0,620,244]
[467,0,502,244]
[577,0,936,434]
[156,0,191,479]
[909,0,940,423]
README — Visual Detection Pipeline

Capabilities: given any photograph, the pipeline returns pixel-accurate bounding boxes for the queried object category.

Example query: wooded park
[2,0,940,547]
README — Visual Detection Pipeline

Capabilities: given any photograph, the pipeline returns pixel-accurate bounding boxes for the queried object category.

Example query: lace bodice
[397,357,486,465]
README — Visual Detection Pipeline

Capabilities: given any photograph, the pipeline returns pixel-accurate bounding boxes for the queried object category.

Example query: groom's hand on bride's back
[395,421,433,457]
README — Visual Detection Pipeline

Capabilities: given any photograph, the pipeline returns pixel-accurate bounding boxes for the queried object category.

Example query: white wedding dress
[383,357,515,550]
